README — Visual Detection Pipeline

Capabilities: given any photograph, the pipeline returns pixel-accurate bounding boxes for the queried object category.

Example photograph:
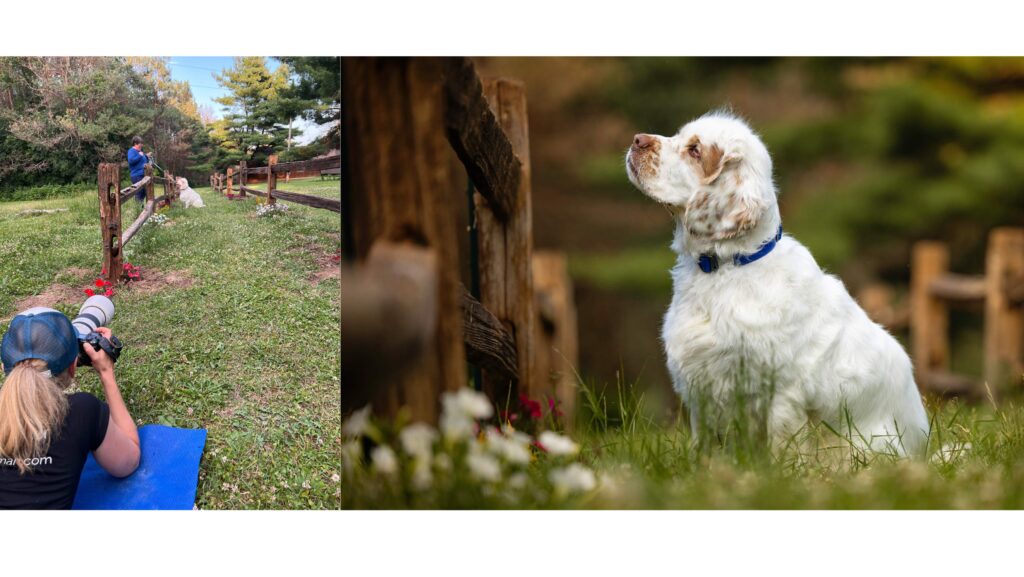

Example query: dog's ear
[685,160,767,240]
[700,144,741,185]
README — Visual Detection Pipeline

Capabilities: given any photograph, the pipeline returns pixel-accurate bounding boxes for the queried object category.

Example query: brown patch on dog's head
[700,144,726,184]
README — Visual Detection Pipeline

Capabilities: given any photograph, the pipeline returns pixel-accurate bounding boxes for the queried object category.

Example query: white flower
[466,453,502,483]
[440,412,475,441]
[539,431,579,457]
[341,440,361,473]
[501,424,533,448]
[442,388,494,420]
[371,445,398,475]
[485,428,531,465]
[549,464,596,494]
[342,406,372,437]
[507,472,528,490]
[400,423,438,458]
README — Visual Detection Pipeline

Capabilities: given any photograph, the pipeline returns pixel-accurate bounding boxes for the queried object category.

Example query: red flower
[101,267,107,275]
[533,440,548,453]
[94,278,104,288]
[84,288,95,297]
[103,280,112,287]
[104,289,114,297]
[519,395,543,419]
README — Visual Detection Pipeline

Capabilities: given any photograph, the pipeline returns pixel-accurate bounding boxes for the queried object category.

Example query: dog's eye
[688,144,701,160]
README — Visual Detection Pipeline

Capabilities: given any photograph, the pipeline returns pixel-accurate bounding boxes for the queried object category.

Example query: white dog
[176,177,205,208]
[625,111,929,456]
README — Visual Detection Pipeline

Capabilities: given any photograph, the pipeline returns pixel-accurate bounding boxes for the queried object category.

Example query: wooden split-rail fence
[210,154,342,213]
[339,57,579,426]
[97,162,179,286]
[859,227,1024,397]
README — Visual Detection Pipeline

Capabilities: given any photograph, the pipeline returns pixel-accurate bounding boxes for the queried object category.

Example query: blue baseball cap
[1,307,79,376]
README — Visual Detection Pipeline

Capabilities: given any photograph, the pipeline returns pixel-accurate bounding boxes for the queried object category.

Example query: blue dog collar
[697,225,783,274]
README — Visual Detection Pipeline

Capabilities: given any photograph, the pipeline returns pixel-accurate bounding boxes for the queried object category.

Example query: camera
[72,295,123,366]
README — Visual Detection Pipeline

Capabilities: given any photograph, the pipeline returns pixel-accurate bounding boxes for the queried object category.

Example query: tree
[211,57,300,166]
[277,57,340,145]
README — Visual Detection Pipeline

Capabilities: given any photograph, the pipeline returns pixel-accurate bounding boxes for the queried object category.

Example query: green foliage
[0,57,212,192]
[211,57,302,167]
[344,370,1024,509]
[277,57,340,145]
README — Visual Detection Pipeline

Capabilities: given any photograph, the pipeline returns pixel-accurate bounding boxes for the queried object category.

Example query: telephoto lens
[72,295,122,366]
[72,295,115,339]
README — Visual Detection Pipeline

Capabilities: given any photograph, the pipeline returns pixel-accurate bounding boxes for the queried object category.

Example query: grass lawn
[343,375,1024,509]
[0,178,340,509]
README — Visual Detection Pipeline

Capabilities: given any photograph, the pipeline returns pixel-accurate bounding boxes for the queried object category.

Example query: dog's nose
[633,134,655,149]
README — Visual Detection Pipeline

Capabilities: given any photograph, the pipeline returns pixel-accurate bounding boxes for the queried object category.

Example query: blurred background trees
[0,56,339,194]
[476,57,1024,411]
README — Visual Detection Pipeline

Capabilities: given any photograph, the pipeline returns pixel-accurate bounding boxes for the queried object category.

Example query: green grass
[0,178,340,509]
[343,373,1024,509]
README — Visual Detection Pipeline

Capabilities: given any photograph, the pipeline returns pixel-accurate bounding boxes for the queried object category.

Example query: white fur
[176,177,205,208]
[626,112,929,456]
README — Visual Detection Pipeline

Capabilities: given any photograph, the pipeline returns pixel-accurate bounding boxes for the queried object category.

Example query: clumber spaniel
[626,111,929,456]
[176,177,205,208]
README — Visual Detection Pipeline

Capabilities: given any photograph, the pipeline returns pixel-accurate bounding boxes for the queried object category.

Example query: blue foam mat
[72,425,207,510]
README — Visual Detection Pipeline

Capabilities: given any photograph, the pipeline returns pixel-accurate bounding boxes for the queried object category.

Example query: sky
[166,57,329,146]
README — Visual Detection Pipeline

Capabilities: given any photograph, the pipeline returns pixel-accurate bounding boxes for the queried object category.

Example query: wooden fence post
[911,241,950,391]
[341,57,467,423]
[163,171,173,205]
[97,163,122,286]
[985,228,1024,391]
[226,166,233,197]
[144,164,154,204]
[474,78,536,404]
[533,251,578,425]
[239,160,247,198]
[266,155,278,205]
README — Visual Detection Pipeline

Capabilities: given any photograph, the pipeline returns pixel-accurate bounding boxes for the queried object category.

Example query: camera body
[72,295,123,366]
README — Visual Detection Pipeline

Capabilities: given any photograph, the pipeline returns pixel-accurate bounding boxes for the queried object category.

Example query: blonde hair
[0,358,71,474]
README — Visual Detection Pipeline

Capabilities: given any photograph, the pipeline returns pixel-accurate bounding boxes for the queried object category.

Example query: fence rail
[210,154,341,212]
[98,162,179,285]
[862,228,1024,398]
[340,57,578,426]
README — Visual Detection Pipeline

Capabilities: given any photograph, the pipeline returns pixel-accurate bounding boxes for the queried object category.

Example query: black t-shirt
[0,392,110,509]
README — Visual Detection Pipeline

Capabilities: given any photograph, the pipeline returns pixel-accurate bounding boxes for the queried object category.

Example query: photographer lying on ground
[0,306,140,509]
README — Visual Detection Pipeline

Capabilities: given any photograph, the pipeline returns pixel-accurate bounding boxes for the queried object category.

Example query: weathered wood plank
[532,251,578,424]
[929,273,986,303]
[911,242,950,392]
[341,241,439,415]
[474,77,536,404]
[342,57,467,423]
[266,155,278,205]
[239,160,247,198]
[119,175,151,202]
[271,154,342,175]
[985,228,1024,392]
[241,185,267,197]
[461,285,518,383]
[98,163,122,285]
[444,58,520,222]
[121,199,156,247]
[271,189,342,213]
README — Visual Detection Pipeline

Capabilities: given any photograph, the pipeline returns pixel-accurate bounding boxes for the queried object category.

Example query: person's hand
[83,327,115,375]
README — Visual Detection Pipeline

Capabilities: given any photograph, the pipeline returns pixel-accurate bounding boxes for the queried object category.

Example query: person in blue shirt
[126,136,151,202]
